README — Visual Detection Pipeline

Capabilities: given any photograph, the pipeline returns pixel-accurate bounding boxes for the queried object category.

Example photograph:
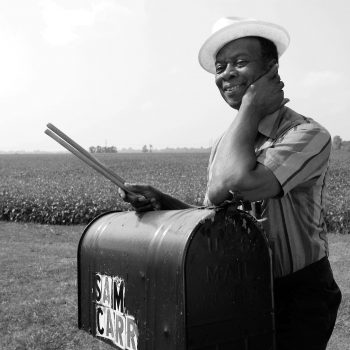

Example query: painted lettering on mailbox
[94,273,138,350]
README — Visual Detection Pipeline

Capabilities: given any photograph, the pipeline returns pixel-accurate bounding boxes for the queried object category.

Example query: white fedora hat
[198,17,290,74]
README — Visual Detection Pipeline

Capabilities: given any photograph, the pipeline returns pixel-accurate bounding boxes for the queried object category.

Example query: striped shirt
[205,106,332,278]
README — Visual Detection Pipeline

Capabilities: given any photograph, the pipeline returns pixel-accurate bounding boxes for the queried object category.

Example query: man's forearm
[208,104,261,204]
[160,193,196,210]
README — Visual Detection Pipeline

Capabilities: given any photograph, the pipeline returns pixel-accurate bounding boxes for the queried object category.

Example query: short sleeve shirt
[204,106,332,278]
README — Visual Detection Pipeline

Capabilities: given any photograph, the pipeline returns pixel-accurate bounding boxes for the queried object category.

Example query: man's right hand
[118,183,163,212]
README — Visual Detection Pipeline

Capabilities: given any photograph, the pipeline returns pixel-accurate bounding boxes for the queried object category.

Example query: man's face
[215,37,268,110]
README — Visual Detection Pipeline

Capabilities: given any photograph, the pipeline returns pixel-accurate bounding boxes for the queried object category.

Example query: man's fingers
[150,197,161,210]
[134,197,161,211]
[135,199,162,212]
[252,63,278,84]
[266,63,279,79]
[120,183,147,201]
[119,191,145,205]
[130,196,150,207]
[273,73,281,82]
[281,98,290,107]
[136,195,148,203]
[134,203,155,213]
[124,183,149,193]
[277,90,285,103]
[118,187,126,199]
[118,182,161,212]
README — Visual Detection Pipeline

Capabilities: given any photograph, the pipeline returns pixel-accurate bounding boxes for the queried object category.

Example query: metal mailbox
[78,206,275,350]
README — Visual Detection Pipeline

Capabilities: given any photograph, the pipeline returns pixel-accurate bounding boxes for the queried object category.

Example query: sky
[1,0,350,152]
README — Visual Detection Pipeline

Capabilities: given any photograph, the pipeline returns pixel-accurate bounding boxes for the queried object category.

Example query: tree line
[332,136,350,151]
[89,146,118,153]
[89,144,153,153]
[90,139,348,153]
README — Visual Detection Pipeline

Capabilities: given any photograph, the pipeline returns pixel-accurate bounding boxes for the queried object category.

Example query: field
[0,151,349,349]
[0,153,208,225]
[0,222,349,350]
[0,151,350,231]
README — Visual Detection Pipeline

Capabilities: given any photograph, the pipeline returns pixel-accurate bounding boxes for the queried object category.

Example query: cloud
[40,0,132,46]
[301,70,342,88]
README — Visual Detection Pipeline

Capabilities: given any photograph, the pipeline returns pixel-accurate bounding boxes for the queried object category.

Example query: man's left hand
[242,63,286,118]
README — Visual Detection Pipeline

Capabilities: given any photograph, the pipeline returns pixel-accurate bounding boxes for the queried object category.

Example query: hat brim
[198,20,290,74]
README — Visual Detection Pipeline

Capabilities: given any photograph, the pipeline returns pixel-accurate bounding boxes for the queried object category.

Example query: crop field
[0,152,208,225]
[0,151,349,232]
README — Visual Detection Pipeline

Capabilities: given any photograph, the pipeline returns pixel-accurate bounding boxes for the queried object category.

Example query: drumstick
[47,123,126,185]
[44,128,134,194]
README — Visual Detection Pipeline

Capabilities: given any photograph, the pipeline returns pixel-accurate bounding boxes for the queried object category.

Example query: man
[119,17,341,349]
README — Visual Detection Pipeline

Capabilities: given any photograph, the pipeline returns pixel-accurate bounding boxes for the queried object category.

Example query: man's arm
[208,64,284,205]
[118,184,195,212]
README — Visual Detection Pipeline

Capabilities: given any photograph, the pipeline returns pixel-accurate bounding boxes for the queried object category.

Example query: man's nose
[221,63,237,79]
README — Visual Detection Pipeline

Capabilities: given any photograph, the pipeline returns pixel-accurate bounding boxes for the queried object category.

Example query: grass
[0,222,111,350]
[327,234,350,350]
[0,221,349,350]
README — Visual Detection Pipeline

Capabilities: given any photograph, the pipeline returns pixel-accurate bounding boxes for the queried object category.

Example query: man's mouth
[223,84,245,93]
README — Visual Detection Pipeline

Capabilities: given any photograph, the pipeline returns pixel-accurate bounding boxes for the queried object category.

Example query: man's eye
[235,60,248,68]
[215,65,225,74]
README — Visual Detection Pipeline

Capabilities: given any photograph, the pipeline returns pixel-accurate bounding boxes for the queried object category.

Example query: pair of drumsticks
[45,124,134,195]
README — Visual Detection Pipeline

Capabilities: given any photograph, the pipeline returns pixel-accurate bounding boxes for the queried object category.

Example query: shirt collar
[258,107,283,139]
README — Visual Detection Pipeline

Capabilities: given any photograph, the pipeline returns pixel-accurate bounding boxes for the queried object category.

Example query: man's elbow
[207,173,244,205]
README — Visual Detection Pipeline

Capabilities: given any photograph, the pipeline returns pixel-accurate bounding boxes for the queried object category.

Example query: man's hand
[118,183,163,212]
[242,63,286,117]
[119,183,195,212]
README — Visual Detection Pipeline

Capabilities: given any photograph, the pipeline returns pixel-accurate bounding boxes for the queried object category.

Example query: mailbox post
[78,206,275,350]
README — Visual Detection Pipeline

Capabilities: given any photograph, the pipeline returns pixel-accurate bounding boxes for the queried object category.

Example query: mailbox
[78,205,275,350]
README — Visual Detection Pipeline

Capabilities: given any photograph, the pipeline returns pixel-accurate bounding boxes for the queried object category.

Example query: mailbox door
[185,207,275,350]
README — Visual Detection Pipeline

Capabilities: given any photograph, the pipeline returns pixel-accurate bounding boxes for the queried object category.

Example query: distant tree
[142,145,148,153]
[342,141,350,152]
[89,145,118,153]
[332,135,342,150]
[149,144,153,153]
